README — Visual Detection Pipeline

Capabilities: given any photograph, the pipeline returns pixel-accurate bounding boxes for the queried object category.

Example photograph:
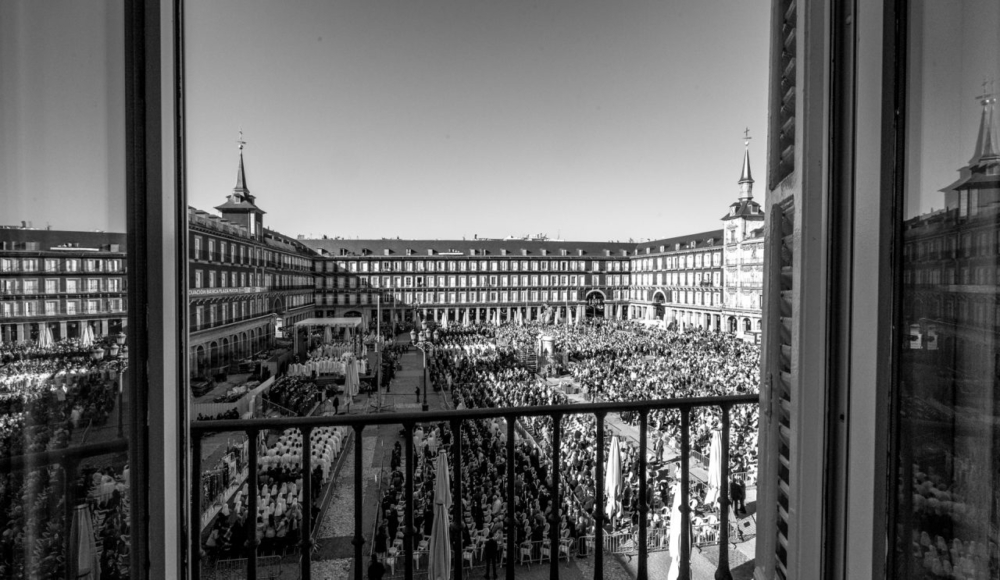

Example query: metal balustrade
[191,394,757,580]
[0,439,130,580]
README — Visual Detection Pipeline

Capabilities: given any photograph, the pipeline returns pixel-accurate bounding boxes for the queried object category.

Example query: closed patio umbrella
[666,480,683,580]
[604,436,622,522]
[703,430,722,506]
[428,453,453,580]
[69,503,101,579]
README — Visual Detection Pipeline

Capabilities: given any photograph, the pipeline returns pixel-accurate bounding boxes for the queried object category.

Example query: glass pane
[896,2,1000,577]
[0,2,130,579]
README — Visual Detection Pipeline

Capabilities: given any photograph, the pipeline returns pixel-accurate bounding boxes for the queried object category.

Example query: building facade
[630,231,726,331]
[721,141,765,339]
[186,146,317,379]
[302,238,636,325]
[0,228,127,343]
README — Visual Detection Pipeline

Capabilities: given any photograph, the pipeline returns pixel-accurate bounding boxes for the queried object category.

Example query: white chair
[540,544,552,563]
[559,538,573,561]
[519,542,533,568]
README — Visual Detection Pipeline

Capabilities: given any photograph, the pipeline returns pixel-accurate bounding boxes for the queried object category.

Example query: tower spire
[233,129,252,201]
[739,128,754,200]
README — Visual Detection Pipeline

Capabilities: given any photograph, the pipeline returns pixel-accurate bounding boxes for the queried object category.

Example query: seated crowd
[0,337,132,579]
[370,320,759,570]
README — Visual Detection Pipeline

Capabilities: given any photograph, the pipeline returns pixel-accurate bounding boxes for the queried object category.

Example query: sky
[186,0,771,242]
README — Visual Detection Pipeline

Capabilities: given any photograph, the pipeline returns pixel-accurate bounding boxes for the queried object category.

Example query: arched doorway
[728,316,738,333]
[585,290,606,319]
[652,291,666,319]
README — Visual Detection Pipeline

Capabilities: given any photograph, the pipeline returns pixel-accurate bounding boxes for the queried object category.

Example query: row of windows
[633,271,723,287]
[191,235,311,270]
[191,269,313,290]
[319,273,621,290]
[1,298,124,317]
[318,289,592,306]
[326,259,630,274]
[905,265,998,286]
[0,257,124,273]
[192,294,314,330]
[1,277,124,295]
[904,229,1000,262]
[633,252,723,271]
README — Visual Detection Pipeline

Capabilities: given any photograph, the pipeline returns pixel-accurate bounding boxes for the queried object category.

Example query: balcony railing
[191,393,758,580]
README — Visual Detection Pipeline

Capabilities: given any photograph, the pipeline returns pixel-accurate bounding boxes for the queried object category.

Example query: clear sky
[186,0,771,242]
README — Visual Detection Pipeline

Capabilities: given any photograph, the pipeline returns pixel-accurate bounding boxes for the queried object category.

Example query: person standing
[368,553,386,580]
[483,531,499,579]
[332,395,340,415]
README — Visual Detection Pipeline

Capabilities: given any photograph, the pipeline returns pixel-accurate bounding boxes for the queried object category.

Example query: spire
[738,128,754,200]
[233,129,253,202]
[971,80,998,164]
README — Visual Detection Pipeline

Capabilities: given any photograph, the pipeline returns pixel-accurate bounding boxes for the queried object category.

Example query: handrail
[191,394,758,434]
[189,394,757,580]
[0,437,128,471]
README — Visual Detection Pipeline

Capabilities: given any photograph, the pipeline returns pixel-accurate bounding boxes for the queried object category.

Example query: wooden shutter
[772,0,797,187]
[769,200,794,579]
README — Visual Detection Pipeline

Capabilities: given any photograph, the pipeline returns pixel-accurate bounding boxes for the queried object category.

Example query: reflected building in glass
[899,91,1000,577]
[0,228,127,344]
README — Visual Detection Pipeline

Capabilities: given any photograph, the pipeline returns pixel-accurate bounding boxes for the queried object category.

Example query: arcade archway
[585,290,606,319]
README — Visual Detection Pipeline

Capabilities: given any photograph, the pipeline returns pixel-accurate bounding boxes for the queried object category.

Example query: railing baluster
[506,417,516,580]
[594,412,605,580]
[680,408,691,580]
[191,435,202,580]
[180,395,759,580]
[64,457,79,580]
[301,427,314,580]
[550,413,562,580]
[352,425,365,580]
[404,422,415,580]
[638,410,648,580]
[247,429,259,580]
[451,419,464,580]
[717,404,733,580]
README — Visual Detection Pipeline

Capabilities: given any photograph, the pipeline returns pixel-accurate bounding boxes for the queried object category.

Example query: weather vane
[236,129,246,151]
[743,127,752,146]
[976,78,996,104]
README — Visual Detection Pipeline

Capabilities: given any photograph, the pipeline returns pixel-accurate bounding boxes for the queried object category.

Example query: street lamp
[415,339,433,412]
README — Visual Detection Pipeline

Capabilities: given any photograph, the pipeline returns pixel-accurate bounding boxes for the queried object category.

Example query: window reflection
[898,2,1000,578]
[0,2,129,579]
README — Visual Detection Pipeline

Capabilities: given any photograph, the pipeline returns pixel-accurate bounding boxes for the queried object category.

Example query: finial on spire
[743,127,752,146]
[236,128,246,151]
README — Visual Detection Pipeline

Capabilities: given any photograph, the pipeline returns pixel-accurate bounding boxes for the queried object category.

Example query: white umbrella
[428,453,453,580]
[69,503,101,579]
[604,436,622,522]
[666,480,683,580]
[39,325,54,348]
[704,430,722,506]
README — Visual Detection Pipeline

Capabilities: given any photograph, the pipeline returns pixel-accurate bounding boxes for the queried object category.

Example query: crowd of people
[0,336,135,579]
[261,375,323,417]
[367,319,760,571]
